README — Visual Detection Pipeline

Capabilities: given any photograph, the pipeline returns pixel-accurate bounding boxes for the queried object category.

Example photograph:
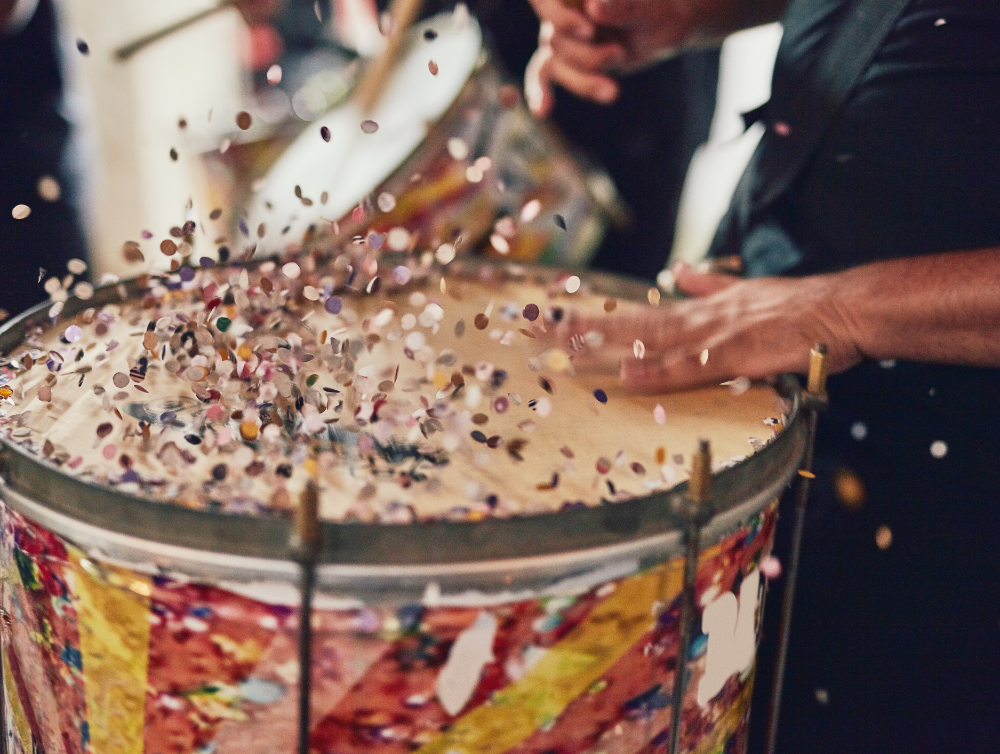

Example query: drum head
[246,11,482,252]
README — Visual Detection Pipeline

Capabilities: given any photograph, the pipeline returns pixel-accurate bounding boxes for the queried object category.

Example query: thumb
[673,261,740,298]
[525,41,556,117]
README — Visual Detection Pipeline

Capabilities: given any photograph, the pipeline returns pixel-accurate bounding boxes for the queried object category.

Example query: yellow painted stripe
[416,561,684,754]
[3,647,33,751]
[69,549,151,754]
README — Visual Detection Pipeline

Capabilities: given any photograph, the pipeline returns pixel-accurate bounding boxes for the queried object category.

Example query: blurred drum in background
[195,9,625,269]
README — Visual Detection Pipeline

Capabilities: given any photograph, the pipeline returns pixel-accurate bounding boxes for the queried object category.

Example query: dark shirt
[0,0,87,318]
[719,1,1000,751]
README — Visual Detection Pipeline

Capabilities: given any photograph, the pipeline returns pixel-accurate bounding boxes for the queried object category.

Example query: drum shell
[197,25,620,268]
[0,267,805,753]
[1,486,785,754]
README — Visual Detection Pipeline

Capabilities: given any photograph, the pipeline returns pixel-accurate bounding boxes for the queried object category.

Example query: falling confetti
[76,39,89,55]
[760,555,782,579]
[554,214,566,230]
[360,119,379,134]
[565,275,580,293]
[12,204,31,220]
[593,389,608,404]
[699,349,709,365]
[37,176,61,201]
[633,340,645,359]
[428,60,439,75]
[320,126,331,142]
[929,440,948,458]
[169,148,178,161]
[653,404,666,424]
[236,111,253,130]
[875,525,893,550]
[267,64,282,85]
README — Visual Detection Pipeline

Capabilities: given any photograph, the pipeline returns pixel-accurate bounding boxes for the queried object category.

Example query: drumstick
[353,0,424,114]
[113,1,237,62]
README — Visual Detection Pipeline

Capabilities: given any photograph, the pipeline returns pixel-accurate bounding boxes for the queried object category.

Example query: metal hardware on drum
[764,344,830,754]
[292,474,322,754]
[668,439,712,754]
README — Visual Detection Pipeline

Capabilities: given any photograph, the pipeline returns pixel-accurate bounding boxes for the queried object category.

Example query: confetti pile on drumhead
[0,254,784,522]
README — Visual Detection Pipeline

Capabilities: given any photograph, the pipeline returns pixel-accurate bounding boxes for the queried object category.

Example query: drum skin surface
[0,262,804,753]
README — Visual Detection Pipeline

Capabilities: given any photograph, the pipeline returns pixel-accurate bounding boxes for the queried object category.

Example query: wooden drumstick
[354,0,424,114]
[114,1,237,61]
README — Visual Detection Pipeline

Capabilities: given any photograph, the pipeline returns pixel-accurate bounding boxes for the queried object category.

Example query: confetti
[648,288,661,306]
[565,275,580,293]
[633,340,645,359]
[428,60,439,75]
[266,64,282,85]
[929,440,948,458]
[67,258,87,275]
[12,204,31,220]
[76,39,89,54]
[760,555,782,579]
[474,313,489,330]
[424,28,438,40]
[320,125,331,142]
[169,148,178,161]
[522,304,539,321]
[447,137,469,160]
[377,193,396,212]
[160,239,177,256]
[699,349,709,365]
[360,120,379,134]
[554,214,566,231]
[850,422,868,441]
[37,385,51,402]
[875,525,893,550]
[325,297,342,314]
[604,298,617,312]
[236,111,253,130]
[37,176,61,201]
[64,325,82,343]
[113,373,130,388]
[593,388,608,404]
[653,405,666,424]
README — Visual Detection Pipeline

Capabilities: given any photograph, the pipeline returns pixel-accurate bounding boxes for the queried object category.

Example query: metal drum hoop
[0,263,807,574]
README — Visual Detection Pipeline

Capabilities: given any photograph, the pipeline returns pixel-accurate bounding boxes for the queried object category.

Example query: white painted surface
[437,610,497,716]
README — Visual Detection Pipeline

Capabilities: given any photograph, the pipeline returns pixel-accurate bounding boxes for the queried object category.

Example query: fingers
[549,54,620,104]
[583,0,639,27]
[525,43,555,117]
[558,306,684,350]
[549,31,626,72]
[527,0,596,40]
[673,263,741,298]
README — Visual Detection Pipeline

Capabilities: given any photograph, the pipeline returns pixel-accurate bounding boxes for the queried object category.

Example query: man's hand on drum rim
[557,263,865,392]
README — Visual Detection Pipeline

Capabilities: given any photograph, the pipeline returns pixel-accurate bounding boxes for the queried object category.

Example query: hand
[524,0,725,116]
[559,263,864,392]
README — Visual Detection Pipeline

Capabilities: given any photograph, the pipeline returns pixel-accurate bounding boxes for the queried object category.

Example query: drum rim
[0,262,806,565]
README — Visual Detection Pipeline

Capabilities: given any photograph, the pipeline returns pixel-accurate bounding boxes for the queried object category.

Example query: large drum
[0,257,805,754]
[195,9,623,270]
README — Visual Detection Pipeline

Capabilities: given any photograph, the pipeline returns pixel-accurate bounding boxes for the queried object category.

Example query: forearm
[831,248,1000,368]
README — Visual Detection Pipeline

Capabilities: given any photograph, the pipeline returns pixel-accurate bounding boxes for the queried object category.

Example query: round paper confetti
[282,262,301,279]
[850,422,868,441]
[447,137,469,160]
[428,60,438,75]
[594,388,608,404]
[113,373,130,388]
[37,385,51,402]
[360,119,379,134]
[266,64,282,84]
[377,192,396,212]
[520,199,541,223]
[633,340,645,359]
[236,111,253,130]
[653,404,666,424]
[64,325,82,342]
[320,126,331,142]
[760,555,782,579]
[12,204,31,220]
[875,525,893,550]
[325,296,343,314]
[522,304,539,321]
[37,176,61,201]
[565,275,581,294]
[929,440,948,458]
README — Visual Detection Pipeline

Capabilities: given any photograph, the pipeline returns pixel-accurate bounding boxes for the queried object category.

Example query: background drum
[196,10,625,271]
[0,261,806,754]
